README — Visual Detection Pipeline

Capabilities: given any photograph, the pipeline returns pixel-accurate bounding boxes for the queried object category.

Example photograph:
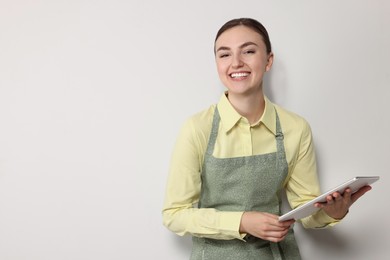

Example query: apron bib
[190,107,301,260]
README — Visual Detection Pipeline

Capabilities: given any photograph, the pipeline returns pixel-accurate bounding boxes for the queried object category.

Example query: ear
[265,52,274,72]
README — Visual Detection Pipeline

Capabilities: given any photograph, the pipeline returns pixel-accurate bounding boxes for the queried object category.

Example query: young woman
[162,18,371,259]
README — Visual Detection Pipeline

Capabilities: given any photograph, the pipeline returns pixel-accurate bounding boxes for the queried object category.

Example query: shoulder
[273,104,312,136]
[187,105,216,129]
[179,105,215,145]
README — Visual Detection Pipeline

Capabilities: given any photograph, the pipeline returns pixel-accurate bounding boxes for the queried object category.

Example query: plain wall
[0,0,389,259]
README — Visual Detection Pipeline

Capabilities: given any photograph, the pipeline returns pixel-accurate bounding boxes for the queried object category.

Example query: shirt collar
[217,93,277,135]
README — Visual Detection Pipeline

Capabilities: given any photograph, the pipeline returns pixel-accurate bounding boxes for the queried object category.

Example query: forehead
[215,25,265,49]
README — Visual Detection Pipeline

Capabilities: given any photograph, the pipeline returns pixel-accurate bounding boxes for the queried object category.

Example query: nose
[231,54,244,68]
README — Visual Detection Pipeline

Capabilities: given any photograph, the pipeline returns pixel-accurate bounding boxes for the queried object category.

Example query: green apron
[190,107,301,260]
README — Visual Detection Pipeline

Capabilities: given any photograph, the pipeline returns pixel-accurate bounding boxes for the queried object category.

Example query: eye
[244,49,256,55]
[218,53,230,58]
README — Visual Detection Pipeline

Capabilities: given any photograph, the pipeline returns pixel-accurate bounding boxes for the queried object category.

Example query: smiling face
[215,25,273,97]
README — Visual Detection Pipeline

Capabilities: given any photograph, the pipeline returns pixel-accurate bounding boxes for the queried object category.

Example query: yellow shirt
[162,94,339,240]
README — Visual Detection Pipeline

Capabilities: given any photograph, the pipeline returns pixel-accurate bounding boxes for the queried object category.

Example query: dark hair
[214,18,272,54]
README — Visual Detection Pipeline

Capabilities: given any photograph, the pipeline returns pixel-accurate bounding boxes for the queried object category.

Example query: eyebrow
[216,41,259,53]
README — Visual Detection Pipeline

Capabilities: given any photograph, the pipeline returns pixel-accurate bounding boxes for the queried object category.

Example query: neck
[227,89,265,125]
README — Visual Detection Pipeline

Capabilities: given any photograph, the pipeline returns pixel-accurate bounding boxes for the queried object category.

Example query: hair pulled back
[214,18,272,54]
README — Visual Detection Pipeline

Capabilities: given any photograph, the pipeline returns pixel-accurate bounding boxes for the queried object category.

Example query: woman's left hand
[314,185,372,220]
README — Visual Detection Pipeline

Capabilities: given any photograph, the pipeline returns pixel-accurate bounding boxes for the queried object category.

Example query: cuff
[218,211,246,240]
[301,209,345,229]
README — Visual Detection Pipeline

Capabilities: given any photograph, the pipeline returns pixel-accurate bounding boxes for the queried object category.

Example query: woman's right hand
[239,211,295,242]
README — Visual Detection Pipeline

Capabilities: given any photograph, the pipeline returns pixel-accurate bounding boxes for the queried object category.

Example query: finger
[262,212,280,220]
[264,229,290,242]
[326,195,334,204]
[314,199,330,208]
[279,219,295,227]
[342,188,352,200]
[264,214,292,227]
[315,194,336,208]
[266,222,291,231]
[351,185,372,204]
[265,226,289,234]
[333,192,343,201]
[264,218,293,231]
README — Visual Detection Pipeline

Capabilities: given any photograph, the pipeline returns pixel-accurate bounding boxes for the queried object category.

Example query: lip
[229,71,251,80]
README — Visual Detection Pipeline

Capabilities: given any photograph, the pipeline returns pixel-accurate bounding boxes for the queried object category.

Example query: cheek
[252,63,267,74]
[216,62,228,77]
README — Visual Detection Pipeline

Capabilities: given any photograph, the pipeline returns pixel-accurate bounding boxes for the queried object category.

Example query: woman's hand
[314,185,372,219]
[239,212,295,242]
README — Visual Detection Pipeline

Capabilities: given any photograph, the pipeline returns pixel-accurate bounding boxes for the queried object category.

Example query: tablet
[279,176,379,221]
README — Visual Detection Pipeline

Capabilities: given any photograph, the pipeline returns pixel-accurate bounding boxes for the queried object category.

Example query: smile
[230,72,250,79]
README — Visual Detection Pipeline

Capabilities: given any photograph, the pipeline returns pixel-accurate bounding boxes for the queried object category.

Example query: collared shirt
[162,93,339,240]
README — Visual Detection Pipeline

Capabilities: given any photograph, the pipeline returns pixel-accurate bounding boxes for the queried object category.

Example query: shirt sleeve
[284,118,342,228]
[162,116,245,240]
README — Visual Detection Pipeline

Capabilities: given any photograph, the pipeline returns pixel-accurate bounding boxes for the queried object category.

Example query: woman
[162,18,371,259]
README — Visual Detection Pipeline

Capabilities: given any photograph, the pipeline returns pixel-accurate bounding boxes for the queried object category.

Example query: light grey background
[0,0,389,259]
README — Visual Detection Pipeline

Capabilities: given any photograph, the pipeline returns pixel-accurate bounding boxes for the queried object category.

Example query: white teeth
[231,72,249,78]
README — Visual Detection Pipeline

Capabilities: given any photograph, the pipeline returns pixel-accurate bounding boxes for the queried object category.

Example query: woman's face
[215,25,273,96]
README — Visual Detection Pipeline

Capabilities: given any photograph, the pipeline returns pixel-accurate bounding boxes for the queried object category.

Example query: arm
[284,118,340,228]
[162,116,244,240]
[285,118,372,225]
[239,212,295,243]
